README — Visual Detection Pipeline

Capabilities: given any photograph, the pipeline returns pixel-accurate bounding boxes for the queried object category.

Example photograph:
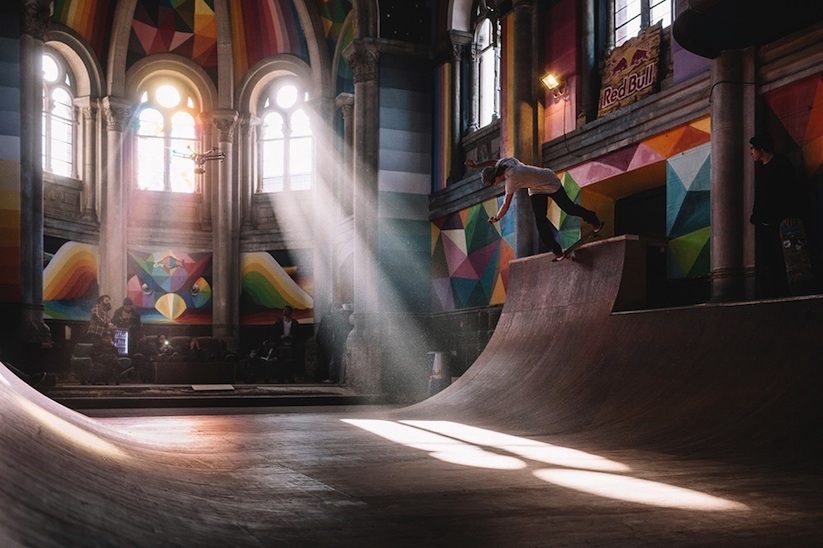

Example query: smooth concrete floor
[5,390,823,547]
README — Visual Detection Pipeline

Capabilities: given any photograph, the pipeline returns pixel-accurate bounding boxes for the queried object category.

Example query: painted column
[510,0,537,258]
[18,0,51,345]
[741,48,757,299]
[210,111,238,346]
[100,98,132,305]
[343,39,381,394]
[710,49,747,302]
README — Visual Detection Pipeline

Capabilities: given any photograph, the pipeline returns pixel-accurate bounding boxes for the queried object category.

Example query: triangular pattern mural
[431,198,514,312]
[666,143,712,277]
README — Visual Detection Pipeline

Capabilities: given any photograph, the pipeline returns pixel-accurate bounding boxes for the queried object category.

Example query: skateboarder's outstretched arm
[488,193,513,224]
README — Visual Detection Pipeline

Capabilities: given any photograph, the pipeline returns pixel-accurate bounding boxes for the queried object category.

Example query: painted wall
[0,7,20,303]
[43,238,99,321]
[378,53,433,314]
[240,249,314,325]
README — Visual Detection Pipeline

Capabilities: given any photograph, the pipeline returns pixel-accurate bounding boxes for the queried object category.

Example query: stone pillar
[468,44,480,133]
[343,40,382,394]
[239,114,258,231]
[307,95,335,325]
[79,102,98,223]
[448,31,471,184]
[741,48,757,300]
[710,49,747,302]
[210,111,239,347]
[335,93,354,217]
[18,0,51,345]
[100,98,132,304]
[511,0,537,258]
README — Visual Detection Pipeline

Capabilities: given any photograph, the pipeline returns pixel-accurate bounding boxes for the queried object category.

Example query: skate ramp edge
[404,235,823,461]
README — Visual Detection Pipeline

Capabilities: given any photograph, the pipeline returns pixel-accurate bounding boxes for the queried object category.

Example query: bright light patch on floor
[402,420,630,473]
[534,469,749,511]
[14,396,128,460]
[343,419,526,470]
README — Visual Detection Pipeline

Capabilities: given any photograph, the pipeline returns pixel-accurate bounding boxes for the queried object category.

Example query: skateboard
[779,218,814,295]
[552,229,599,262]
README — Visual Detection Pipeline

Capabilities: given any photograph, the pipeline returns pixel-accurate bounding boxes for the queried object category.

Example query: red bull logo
[599,63,656,111]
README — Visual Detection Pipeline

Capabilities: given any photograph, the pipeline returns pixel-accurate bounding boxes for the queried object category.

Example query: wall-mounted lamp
[540,72,566,99]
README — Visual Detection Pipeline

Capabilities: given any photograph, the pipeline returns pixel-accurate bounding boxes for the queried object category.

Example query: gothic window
[615,0,671,47]
[42,52,75,178]
[474,11,499,128]
[135,80,199,193]
[259,81,314,193]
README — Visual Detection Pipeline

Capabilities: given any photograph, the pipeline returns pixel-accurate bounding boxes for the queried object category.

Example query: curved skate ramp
[403,235,823,461]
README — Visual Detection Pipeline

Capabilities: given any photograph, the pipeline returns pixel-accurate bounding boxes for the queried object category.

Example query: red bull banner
[598,22,662,118]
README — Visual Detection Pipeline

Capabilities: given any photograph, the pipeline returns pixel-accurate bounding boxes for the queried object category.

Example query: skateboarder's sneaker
[551,251,568,262]
[593,220,606,233]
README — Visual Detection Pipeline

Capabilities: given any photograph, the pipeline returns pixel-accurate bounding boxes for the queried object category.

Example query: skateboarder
[466,157,604,259]
[749,134,807,297]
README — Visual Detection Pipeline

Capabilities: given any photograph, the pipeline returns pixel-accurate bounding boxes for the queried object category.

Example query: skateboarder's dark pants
[754,223,789,298]
[531,188,600,255]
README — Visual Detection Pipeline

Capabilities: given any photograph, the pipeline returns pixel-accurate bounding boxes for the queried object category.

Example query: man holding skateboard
[749,134,809,297]
[466,157,604,260]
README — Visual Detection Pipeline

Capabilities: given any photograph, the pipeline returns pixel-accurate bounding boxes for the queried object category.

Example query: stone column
[18,0,51,345]
[100,98,132,304]
[79,102,98,223]
[239,114,258,231]
[468,45,480,133]
[210,111,239,347]
[307,95,335,325]
[710,49,747,302]
[448,31,471,184]
[511,0,537,258]
[741,48,757,299]
[335,93,354,217]
[343,40,381,394]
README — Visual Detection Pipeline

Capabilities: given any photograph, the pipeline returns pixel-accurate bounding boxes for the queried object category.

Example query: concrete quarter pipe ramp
[2,236,823,546]
[404,235,823,462]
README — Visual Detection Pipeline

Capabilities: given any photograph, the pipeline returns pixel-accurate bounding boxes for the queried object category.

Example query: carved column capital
[210,111,238,141]
[344,41,379,84]
[448,30,472,62]
[102,98,133,133]
[22,0,50,41]
[335,93,354,119]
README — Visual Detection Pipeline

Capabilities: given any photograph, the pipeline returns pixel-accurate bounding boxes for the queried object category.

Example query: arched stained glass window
[259,81,314,193]
[42,52,75,178]
[135,79,201,193]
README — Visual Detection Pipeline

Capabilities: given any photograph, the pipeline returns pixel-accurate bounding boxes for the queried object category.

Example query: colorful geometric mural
[51,0,116,67]
[560,117,713,278]
[240,250,314,325]
[320,0,351,56]
[763,72,823,270]
[43,240,100,321]
[128,249,213,324]
[666,143,711,277]
[128,0,219,80]
[431,198,515,312]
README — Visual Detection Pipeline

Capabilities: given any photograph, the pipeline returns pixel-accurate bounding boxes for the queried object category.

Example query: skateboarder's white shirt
[496,157,562,196]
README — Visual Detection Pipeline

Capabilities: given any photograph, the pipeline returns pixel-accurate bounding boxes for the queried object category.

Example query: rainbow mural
[51,0,116,67]
[43,241,99,320]
[240,250,314,325]
[229,0,309,86]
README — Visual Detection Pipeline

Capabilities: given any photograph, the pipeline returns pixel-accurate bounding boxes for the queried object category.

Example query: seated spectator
[156,333,177,360]
[90,333,126,385]
[185,337,204,362]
